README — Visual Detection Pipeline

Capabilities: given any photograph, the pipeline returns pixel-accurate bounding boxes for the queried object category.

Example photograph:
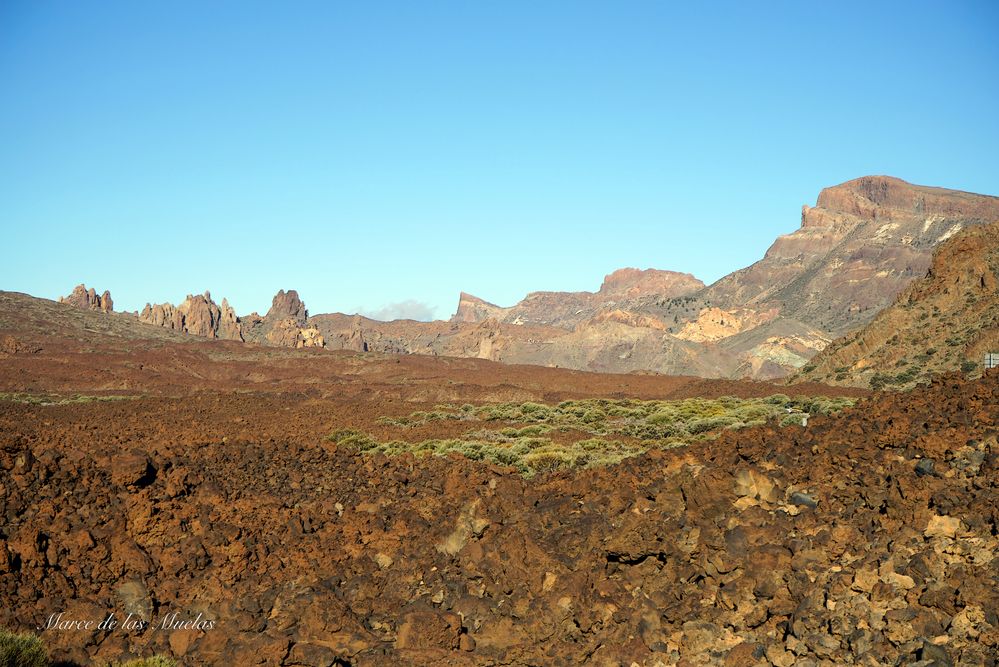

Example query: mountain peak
[815,175,999,222]
[266,289,308,325]
[598,268,704,296]
[452,292,504,323]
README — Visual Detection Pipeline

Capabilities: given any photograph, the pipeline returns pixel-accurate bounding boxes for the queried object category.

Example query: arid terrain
[64,176,999,382]
[798,221,999,389]
[2,287,999,666]
[3,172,998,667]
[4,2,997,665]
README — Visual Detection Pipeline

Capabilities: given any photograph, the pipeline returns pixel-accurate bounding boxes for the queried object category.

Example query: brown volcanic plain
[3,290,999,666]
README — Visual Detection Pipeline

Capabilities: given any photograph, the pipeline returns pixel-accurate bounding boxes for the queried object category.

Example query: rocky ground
[1,292,997,666]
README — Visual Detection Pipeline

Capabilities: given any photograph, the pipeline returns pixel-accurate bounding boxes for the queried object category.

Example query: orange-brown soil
[2,291,998,666]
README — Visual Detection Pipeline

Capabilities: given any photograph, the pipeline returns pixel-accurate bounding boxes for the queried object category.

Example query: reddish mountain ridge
[53,176,999,379]
[453,269,704,327]
[315,176,999,378]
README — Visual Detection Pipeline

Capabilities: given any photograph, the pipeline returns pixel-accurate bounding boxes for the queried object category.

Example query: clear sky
[2,1,998,320]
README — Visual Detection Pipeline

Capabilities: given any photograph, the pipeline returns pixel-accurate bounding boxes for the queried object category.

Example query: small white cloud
[359,299,437,322]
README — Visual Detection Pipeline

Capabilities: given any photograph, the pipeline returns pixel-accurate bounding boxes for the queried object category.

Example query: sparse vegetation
[330,395,857,476]
[0,392,137,406]
[0,629,48,667]
[0,628,177,667]
[870,366,923,390]
[104,657,177,667]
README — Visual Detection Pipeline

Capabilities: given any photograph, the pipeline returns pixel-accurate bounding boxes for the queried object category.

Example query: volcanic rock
[1,294,998,664]
[317,177,999,380]
[139,292,244,341]
[266,289,308,326]
[111,451,154,488]
[0,335,39,356]
[264,319,325,349]
[59,284,113,313]
[924,514,962,539]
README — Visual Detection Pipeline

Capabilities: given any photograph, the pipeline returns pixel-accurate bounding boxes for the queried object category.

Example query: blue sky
[2,1,997,320]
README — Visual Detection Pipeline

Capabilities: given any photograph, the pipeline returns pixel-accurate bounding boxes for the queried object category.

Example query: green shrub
[0,629,48,667]
[326,428,376,450]
[523,450,573,473]
[352,393,856,474]
[961,360,979,374]
[688,415,738,434]
[105,657,178,667]
[779,413,808,427]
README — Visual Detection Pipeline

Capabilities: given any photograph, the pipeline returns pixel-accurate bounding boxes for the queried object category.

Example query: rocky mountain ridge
[796,221,999,388]
[452,268,705,327]
[53,176,999,378]
[315,176,999,378]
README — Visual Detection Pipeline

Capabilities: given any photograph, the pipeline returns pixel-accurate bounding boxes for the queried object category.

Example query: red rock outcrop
[452,293,506,324]
[427,176,999,379]
[138,292,243,341]
[451,269,704,328]
[597,267,703,299]
[266,289,308,326]
[241,289,325,349]
[59,284,113,313]
[264,318,325,348]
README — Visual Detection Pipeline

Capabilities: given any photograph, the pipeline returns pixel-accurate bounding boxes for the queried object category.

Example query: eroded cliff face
[139,292,243,341]
[242,289,325,349]
[133,289,327,349]
[452,269,704,328]
[265,289,308,326]
[426,176,999,379]
[59,284,113,313]
[796,221,999,388]
[703,176,999,336]
[452,293,507,324]
[72,176,999,379]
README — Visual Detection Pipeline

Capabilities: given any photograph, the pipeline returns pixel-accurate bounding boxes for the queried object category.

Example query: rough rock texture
[0,334,39,356]
[797,221,999,388]
[0,365,996,665]
[59,285,113,313]
[264,318,326,349]
[138,292,243,342]
[266,290,308,326]
[701,176,999,335]
[452,268,705,328]
[316,177,999,380]
[242,290,325,349]
[135,290,322,349]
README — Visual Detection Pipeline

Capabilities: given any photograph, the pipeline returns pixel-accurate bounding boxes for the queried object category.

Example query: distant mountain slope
[702,176,999,335]
[43,176,999,380]
[288,176,999,379]
[794,221,999,388]
[452,268,704,327]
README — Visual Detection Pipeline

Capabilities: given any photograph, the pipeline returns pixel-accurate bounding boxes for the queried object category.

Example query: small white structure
[985,353,999,370]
